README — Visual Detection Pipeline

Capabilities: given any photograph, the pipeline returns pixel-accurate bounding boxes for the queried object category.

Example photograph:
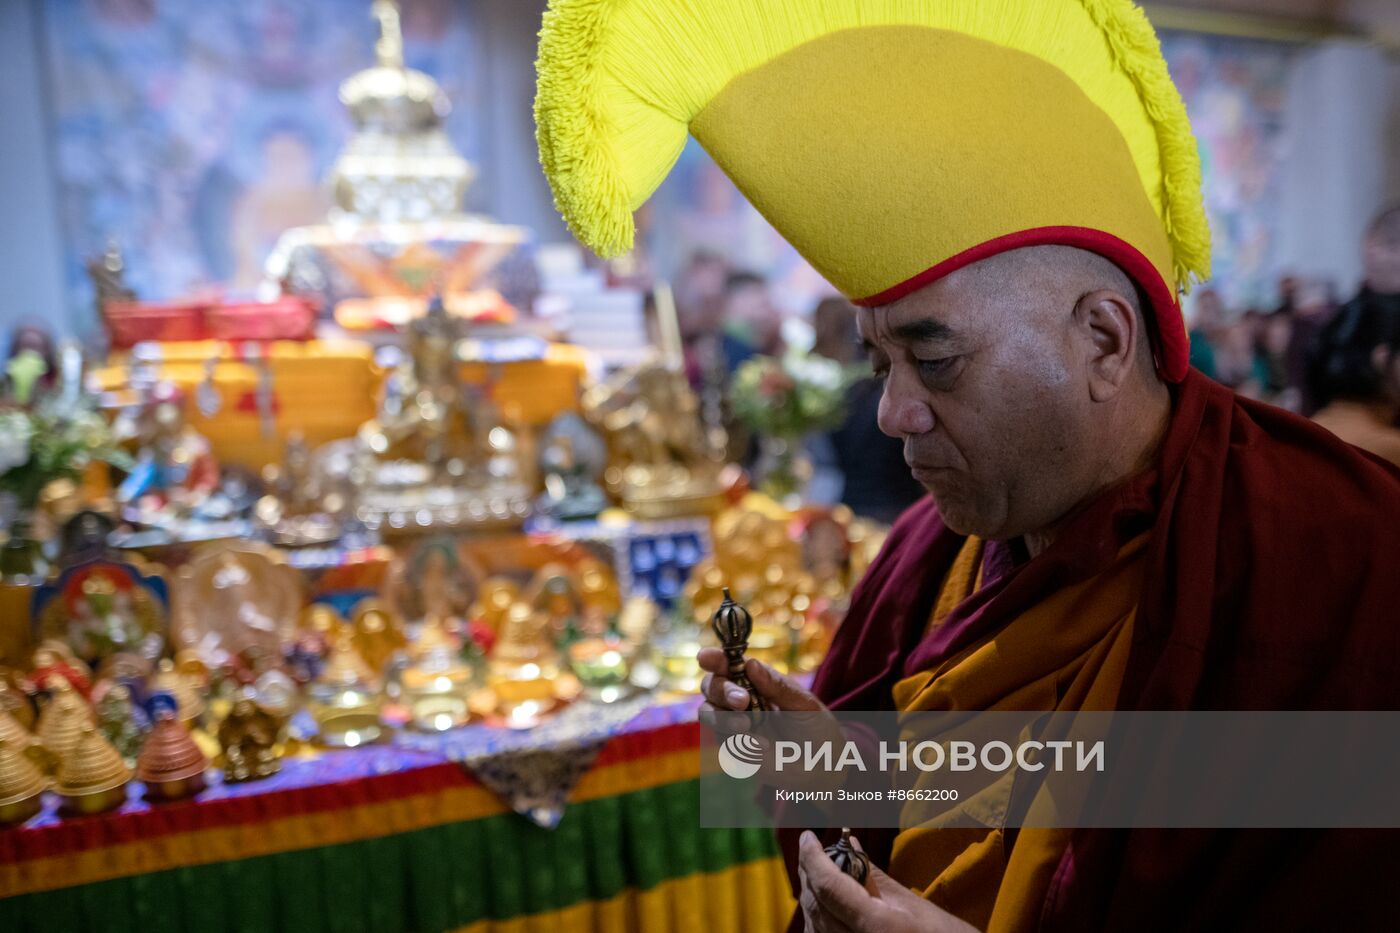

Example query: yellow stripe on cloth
[2,748,700,897]
[449,857,796,933]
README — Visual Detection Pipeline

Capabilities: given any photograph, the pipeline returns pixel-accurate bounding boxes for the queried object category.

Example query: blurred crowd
[1189,204,1400,466]
[668,203,1400,524]
[669,251,924,524]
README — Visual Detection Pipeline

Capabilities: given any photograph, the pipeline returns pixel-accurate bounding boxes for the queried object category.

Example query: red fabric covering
[783,369,1400,930]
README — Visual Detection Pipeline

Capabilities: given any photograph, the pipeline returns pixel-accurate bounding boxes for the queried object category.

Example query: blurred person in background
[1256,310,1300,411]
[1309,204,1400,416]
[809,296,926,523]
[1186,287,1225,380]
[1285,276,1339,415]
[1312,336,1400,467]
[1210,319,1268,396]
[674,250,732,389]
[719,270,785,374]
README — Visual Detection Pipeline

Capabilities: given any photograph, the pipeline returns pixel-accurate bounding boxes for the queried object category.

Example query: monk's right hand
[699,649,847,791]
[697,648,823,713]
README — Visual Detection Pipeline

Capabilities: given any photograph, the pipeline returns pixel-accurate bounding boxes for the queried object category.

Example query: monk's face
[858,247,1128,540]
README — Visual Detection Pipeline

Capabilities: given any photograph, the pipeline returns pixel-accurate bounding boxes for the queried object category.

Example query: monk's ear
[1074,290,1139,402]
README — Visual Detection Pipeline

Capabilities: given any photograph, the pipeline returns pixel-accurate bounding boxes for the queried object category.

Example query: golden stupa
[0,736,48,825]
[55,725,131,815]
[264,0,526,326]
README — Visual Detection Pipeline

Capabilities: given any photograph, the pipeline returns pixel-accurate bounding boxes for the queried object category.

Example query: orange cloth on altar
[887,531,1147,932]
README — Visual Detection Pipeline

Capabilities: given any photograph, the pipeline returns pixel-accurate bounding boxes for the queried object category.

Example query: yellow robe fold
[889,532,1147,932]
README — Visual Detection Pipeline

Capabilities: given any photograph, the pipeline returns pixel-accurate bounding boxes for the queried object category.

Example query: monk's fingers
[701,670,751,711]
[798,832,880,930]
[798,859,857,933]
[848,835,882,898]
[696,646,728,674]
[747,659,821,712]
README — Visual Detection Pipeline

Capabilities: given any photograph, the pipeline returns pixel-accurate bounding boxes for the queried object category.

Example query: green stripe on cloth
[1,779,782,933]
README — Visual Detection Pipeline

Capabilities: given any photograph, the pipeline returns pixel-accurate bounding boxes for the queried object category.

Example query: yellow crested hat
[535,0,1211,381]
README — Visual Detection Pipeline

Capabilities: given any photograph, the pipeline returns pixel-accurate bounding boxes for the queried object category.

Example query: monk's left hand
[797,831,980,933]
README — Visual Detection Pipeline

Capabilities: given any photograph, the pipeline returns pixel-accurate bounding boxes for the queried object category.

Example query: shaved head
[857,245,1171,551]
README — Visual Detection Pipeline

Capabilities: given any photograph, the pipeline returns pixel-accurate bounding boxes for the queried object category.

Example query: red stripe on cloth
[850,227,1189,383]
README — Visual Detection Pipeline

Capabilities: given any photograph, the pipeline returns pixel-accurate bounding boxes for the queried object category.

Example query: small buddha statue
[576,559,622,619]
[95,683,148,768]
[526,565,584,639]
[490,602,561,678]
[487,602,578,727]
[67,571,151,661]
[255,432,342,547]
[218,693,282,783]
[85,239,136,312]
[535,433,609,522]
[352,601,407,674]
[353,302,533,532]
[468,577,519,639]
[116,384,220,510]
[581,358,725,519]
[30,645,92,700]
[150,659,206,724]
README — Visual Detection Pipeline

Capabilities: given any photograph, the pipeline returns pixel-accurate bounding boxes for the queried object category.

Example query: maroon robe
[783,368,1400,931]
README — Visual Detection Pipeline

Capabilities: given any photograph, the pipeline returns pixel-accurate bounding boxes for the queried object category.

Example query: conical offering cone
[0,706,32,749]
[136,713,208,801]
[35,681,95,772]
[55,725,130,815]
[0,736,47,825]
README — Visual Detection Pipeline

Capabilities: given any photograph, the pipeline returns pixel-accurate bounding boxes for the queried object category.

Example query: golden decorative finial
[372,0,404,69]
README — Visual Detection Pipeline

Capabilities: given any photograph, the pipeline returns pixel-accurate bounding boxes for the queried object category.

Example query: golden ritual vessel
[308,633,384,747]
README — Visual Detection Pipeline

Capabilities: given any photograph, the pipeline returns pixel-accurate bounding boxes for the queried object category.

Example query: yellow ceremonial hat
[535,0,1211,381]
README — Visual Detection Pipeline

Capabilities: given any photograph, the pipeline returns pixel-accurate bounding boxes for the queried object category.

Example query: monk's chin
[926,488,1001,539]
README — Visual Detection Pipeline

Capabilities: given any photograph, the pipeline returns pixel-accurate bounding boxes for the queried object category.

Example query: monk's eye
[916,356,960,388]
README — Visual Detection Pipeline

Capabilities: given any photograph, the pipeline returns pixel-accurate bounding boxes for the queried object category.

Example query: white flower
[0,412,34,473]
[786,355,844,391]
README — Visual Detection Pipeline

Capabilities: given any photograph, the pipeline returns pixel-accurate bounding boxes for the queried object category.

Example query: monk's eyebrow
[891,318,956,345]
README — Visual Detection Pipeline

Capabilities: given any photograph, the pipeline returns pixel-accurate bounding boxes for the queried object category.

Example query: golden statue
[353,303,533,534]
[218,693,282,783]
[582,358,725,519]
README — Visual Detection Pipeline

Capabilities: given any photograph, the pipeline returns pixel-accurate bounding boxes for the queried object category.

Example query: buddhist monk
[534,0,1400,928]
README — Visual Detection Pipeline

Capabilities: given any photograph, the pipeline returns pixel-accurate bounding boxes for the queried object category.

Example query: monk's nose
[877,372,936,438]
